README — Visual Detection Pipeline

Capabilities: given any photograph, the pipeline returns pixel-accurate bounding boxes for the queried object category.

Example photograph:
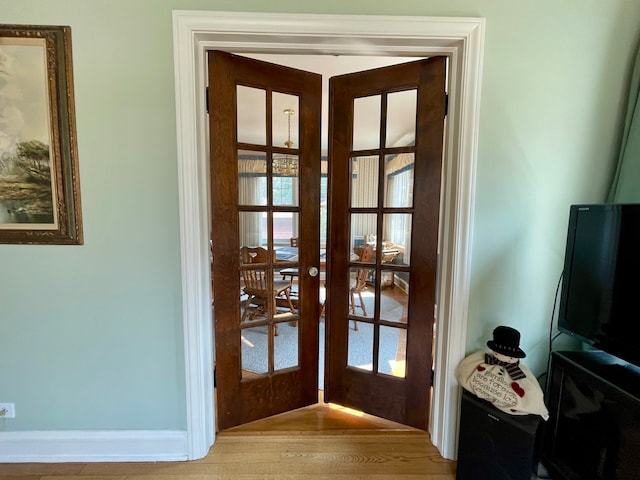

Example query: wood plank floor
[0,397,456,479]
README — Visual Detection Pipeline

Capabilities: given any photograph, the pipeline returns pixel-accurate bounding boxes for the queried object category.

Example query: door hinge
[206,86,210,114]
[213,365,216,387]
[444,94,449,116]
[431,369,435,387]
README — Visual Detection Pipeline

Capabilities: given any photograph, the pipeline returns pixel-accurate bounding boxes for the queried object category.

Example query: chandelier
[273,108,298,177]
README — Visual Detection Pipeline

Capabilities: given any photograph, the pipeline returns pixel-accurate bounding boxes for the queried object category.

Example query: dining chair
[281,237,299,286]
[240,246,295,334]
[348,244,374,330]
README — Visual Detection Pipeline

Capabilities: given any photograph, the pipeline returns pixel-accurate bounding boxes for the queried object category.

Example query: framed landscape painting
[0,24,82,244]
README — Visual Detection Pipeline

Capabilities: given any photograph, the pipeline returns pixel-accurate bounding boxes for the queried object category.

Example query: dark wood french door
[209,51,446,431]
[208,51,322,430]
[324,58,446,430]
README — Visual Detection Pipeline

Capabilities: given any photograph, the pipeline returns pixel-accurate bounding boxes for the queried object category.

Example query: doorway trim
[172,10,485,460]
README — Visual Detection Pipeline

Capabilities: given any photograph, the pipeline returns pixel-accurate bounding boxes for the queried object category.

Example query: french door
[209,51,446,430]
[209,51,322,430]
[325,58,446,430]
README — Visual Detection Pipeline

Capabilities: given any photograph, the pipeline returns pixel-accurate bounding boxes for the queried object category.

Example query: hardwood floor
[0,396,456,479]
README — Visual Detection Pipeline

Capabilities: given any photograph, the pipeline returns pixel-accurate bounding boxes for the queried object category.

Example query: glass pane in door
[274,322,299,371]
[272,166,299,206]
[348,323,373,372]
[275,211,300,302]
[272,93,299,149]
[239,211,266,248]
[273,211,299,249]
[272,94,300,204]
[350,213,377,255]
[352,95,381,151]
[351,156,379,208]
[378,325,407,378]
[384,153,414,208]
[238,150,267,206]
[237,86,266,145]
[385,89,417,147]
[382,214,412,266]
[241,325,269,378]
[380,271,409,325]
[348,266,374,320]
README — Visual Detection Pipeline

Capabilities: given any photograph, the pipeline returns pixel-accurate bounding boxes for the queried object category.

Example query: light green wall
[468,1,640,372]
[1,0,639,431]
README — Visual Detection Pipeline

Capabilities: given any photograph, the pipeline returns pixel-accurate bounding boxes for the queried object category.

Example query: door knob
[308,266,319,277]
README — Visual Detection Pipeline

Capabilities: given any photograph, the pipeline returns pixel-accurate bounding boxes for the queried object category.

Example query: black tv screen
[558,204,640,366]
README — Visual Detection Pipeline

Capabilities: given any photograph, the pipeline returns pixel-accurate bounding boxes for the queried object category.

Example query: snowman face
[493,351,518,364]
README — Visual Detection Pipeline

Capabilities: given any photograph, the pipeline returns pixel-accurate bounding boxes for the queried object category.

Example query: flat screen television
[558,204,640,367]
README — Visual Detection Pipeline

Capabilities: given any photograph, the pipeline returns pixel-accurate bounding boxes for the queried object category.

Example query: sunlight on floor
[328,401,366,417]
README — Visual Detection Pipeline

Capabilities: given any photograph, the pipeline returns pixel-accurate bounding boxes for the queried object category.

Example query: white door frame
[171,10,484,460]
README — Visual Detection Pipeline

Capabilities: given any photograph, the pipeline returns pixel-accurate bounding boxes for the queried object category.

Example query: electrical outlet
[0,403,15,418]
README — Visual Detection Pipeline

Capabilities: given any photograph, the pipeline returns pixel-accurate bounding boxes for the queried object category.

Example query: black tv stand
[541,350,640,480]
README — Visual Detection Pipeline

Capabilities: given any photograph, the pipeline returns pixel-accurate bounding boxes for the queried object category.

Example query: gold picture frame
[0,24,82,244]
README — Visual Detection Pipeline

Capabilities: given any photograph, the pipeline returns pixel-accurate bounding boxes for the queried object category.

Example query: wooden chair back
[240,246,269,290]
[240,246,272,264]
[352,245,374,293]
[239,246,295,325]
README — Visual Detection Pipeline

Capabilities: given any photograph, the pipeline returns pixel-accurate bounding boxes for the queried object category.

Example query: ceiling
[240,54,422,155]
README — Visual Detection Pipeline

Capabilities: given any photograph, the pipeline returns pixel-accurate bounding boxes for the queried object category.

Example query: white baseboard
[0,430,189,463]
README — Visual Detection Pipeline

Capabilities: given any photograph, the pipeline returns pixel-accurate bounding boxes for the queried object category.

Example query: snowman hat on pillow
[487,325,526,358]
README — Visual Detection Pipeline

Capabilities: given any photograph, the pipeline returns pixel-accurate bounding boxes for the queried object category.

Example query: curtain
[384,167,412,262]
[350,156,378,241]
[383,153,414,261]
[608,42,640,203]
[239,173,264,246]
